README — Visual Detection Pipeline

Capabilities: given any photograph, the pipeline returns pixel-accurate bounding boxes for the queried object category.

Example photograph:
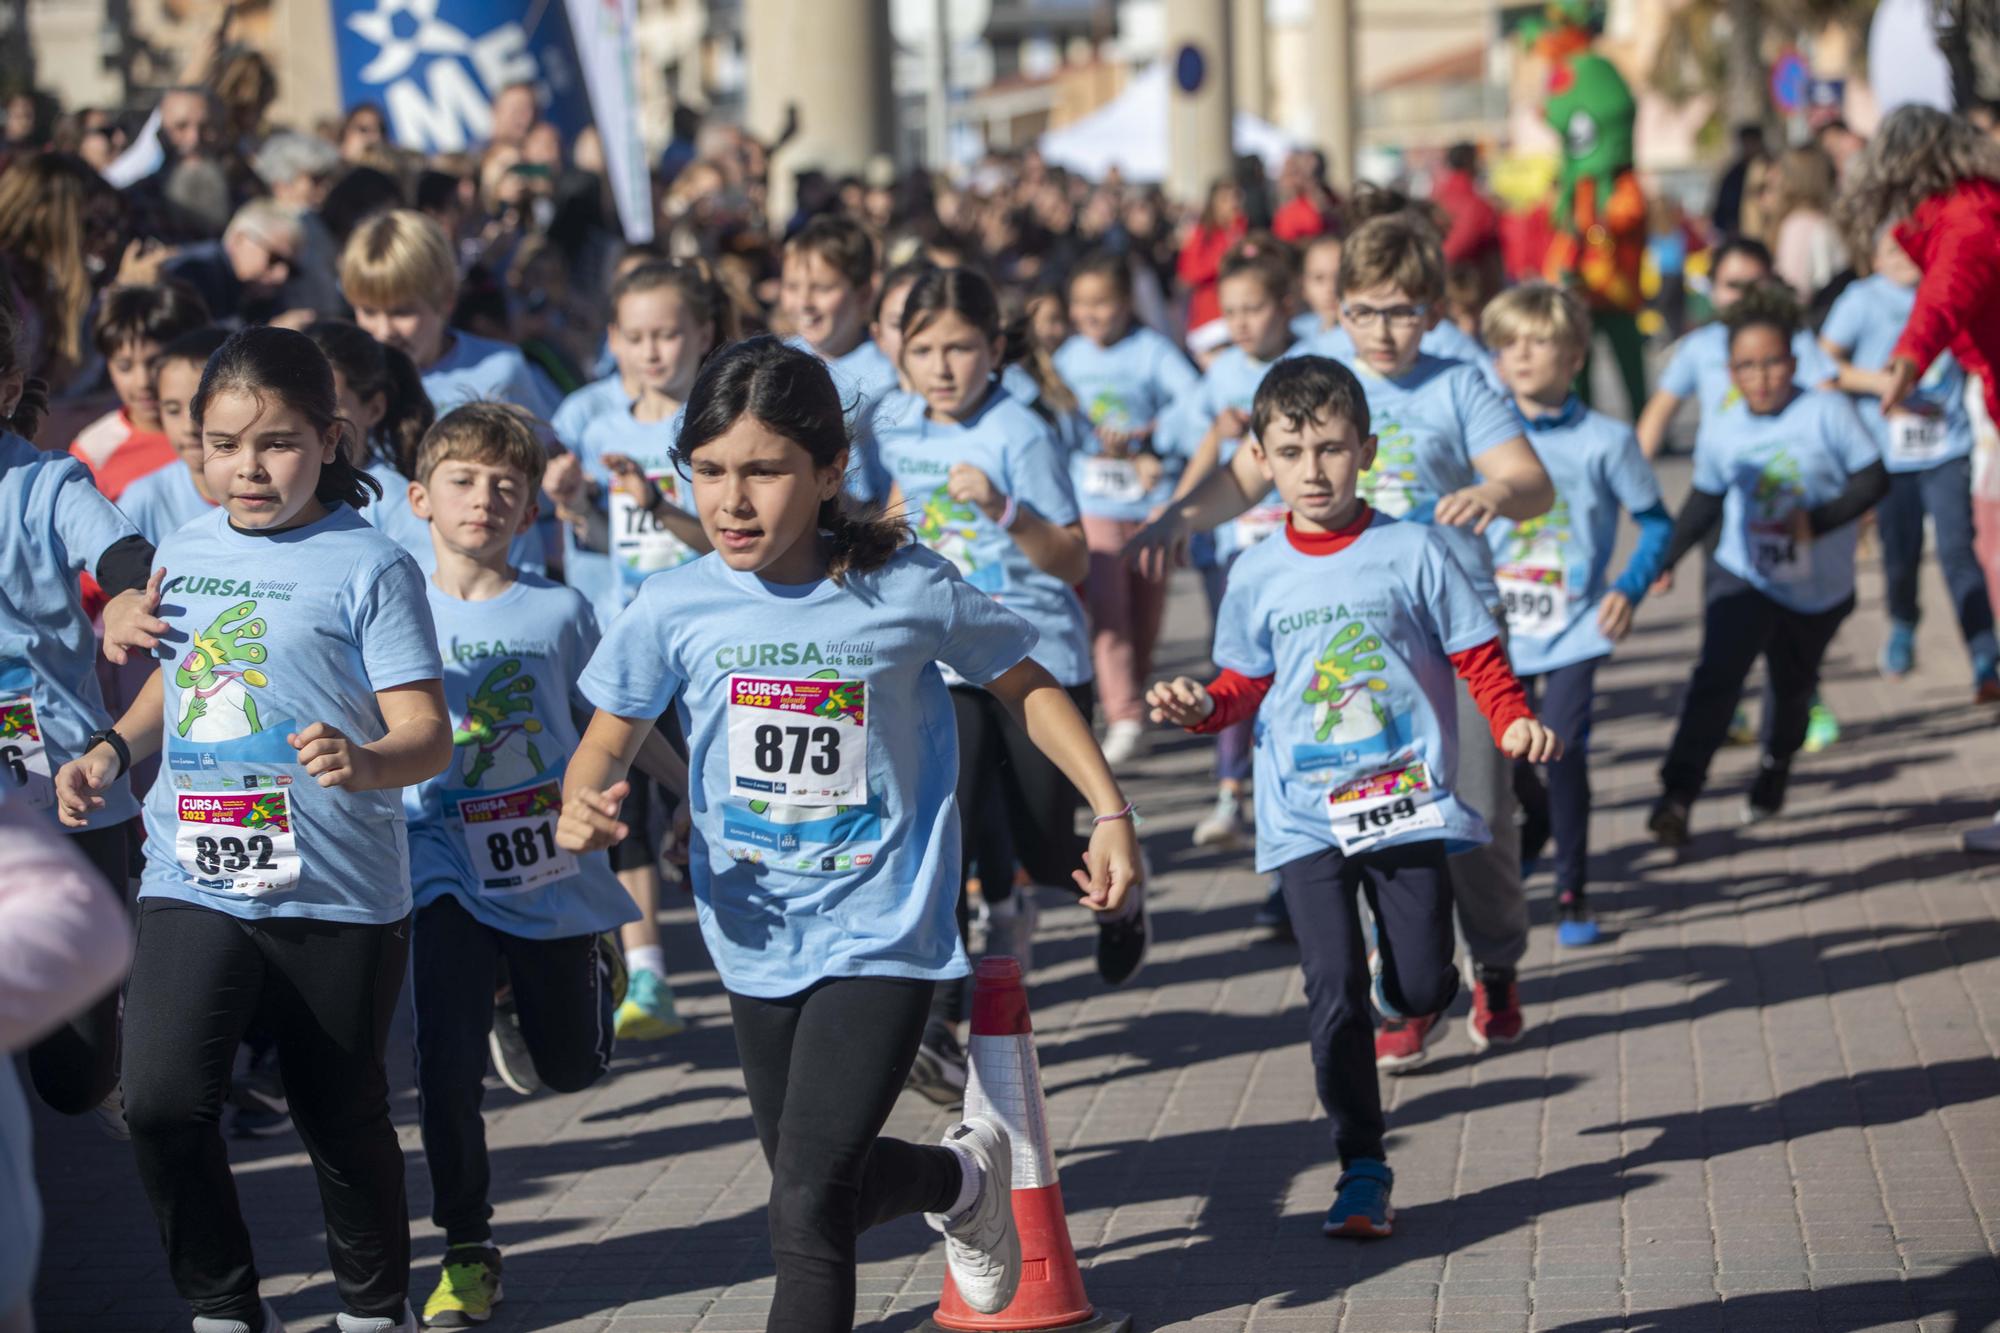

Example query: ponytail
[676,336,908,585]
[998,311,1077,416]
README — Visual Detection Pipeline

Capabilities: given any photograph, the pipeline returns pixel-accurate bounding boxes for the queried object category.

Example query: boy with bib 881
[1147,356,1561,1238]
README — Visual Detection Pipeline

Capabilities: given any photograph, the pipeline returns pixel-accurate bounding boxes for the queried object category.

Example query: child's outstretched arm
[1146,668,1271,733]
[290,681,452,791]
[1449,636,1561,763]
[1601,501,1675,640]
[559,709,652,852]
[1124,441,1270,579]
[984,659,1140,914]
[52,670,165,828]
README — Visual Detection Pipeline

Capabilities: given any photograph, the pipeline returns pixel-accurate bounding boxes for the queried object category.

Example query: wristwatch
[85,728,131,781]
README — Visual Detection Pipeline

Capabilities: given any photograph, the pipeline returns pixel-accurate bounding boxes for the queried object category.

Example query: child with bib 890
[1146,355,1561,1239]
[557,336,1140,1327]
[55,326,455,1333]
[1481,283,1673,947]
[400,402,687,1328]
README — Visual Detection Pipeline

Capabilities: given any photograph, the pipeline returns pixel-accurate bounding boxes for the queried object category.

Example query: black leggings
[729,976,962,1332]
[28,818,133,1114]
[412,895,614,1246]
[122,899,411,1323]
[948,681,1094,901]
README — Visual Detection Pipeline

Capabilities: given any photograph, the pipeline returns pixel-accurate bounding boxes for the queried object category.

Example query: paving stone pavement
[27,457,2000,1332]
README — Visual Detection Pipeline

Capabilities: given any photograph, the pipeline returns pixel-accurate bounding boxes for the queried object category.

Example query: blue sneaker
[615,967,685,1040]
[1323,1159,1394,1237]
[1556,893,1601,948]
[1880,622,1916,679]
[1975,656,2000,704]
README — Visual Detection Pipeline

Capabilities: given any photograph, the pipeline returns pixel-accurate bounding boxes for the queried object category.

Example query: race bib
[610,473,696,598]
[457,779,575,895]
[1329,762,1445,855]
[1888,411,1948,466]
[0,694,53,810]
[1497,564,1568,640]
[1747,520,1807,585]
[726,675,868,807]
[1233,503,1289,547]
[174,789,301,896]
[1078,456,1148,505]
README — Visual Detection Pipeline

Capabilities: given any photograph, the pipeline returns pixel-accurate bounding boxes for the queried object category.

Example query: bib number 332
[727,675,867,807]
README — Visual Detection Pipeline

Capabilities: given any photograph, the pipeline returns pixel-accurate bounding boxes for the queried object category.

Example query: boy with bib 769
[1146,356,1561,1239]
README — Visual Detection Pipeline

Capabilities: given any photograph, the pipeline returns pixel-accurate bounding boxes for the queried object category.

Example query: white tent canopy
[1036,63,1300,183]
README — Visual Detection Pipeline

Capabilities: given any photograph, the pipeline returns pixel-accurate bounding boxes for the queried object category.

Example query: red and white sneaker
[1465,959,1524,1052]
[1374,1012,1449,1073]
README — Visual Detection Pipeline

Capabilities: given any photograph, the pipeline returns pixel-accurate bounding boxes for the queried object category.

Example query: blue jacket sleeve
[1611,502,1675,603]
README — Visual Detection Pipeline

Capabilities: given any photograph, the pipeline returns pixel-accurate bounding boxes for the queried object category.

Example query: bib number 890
[486,823,558,872]
[1503,587,1556,622]
[193,834,277,876]
[753,723,842,777]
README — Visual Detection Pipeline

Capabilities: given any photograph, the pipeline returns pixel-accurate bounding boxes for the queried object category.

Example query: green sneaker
[1724,706,1757,747]
[422,1246,501,1327]
[1802,698,1840,753]
[615,967,685,1040]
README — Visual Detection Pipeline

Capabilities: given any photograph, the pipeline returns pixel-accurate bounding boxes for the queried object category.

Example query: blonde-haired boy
[1480,280,1673,946]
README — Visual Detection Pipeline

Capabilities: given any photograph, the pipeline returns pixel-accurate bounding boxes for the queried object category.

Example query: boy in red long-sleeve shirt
[1147,356,1560,1240]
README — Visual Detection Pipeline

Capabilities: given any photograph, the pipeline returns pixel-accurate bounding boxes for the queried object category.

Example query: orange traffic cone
[922,957,1131,1333]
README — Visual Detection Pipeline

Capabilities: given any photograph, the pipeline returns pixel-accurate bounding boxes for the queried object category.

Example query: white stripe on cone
[964,1032,1057,1190]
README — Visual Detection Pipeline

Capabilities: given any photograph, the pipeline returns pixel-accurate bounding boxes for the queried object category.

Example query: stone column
[1165,0,1233,205]
[1232,0,1268,121]
[1308,0,1357,186]
[744,0,893,223]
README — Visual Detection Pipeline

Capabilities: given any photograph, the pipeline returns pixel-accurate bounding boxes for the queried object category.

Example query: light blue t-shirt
[1158,343,1301,559]
[1214,515,1498,872]
[422,330,563,420]
[139,504,443,923]
[1485,398,1663,675]
[1053,326,1201,520]
[0,432,141,830]
[1694,388,1881,614]
[1341,354,1525,607]
[565,406,699,626]
[874,385,1092,686]
[787,336,902,506]
[119,461,212,544]
[579,545,1038,998]
[1820,275,1973,474]
[1304,320,1501,390]
[408,575,639,940]
[359,457,545,578]
[1658,321,1837,416]
[552,374,629,451]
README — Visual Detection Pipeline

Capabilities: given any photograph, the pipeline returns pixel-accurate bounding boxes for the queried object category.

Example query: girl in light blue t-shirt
[54,327,452,1333]
[562,336,1139,1320]
[1649,288,1886,847]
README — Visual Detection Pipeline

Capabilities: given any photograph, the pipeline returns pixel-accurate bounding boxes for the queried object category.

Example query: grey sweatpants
[1447,615,1528,969]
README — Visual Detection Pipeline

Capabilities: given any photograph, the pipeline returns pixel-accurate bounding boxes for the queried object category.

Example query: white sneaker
[1100,719,1146,767]
[928,1117,1021,1314]
[192,1300,286,1333]
[1192,788,1248,849]
[1964,816,2000,854]
[984,890,1039,972]
[335,1306,415,1333]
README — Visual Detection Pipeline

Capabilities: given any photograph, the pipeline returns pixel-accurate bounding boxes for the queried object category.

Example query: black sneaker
[1744,758,1789,824]
[1096,904,1150,986]
[488,990,541,1096]
[907,1023,968,1107]
[1648,792,1693,848]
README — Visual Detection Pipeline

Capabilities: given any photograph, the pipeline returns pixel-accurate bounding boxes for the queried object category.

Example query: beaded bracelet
[1093,801,1141,828]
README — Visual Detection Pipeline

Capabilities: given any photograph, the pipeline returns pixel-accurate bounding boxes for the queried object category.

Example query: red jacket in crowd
[1432,168,1502,269]
[1177,217,1247,331]
[1893,177,2000,422]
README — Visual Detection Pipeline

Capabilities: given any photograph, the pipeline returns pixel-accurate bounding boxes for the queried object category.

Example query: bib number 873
[486,822,558,872]
[1347,796,1417,837]
[193,834,277,876]
[753,723,842,776]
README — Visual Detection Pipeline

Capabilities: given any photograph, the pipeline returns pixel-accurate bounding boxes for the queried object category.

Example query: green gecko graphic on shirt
[1086,388,1133,431]
[452,658,546,788]
[1360,418,1420,516]
[1302,621,1392,744]
[1502,498,1573,573]
[917,488,986,577]
[1752,452,1802,520]
[175,601,270,742]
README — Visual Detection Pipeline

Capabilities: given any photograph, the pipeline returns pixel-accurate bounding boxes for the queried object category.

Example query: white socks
[625,945,665,978]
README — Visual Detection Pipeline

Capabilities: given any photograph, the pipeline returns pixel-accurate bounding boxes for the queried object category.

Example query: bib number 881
[193,834,277,876]
[487,823,558,872]
[754,723,842,776]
